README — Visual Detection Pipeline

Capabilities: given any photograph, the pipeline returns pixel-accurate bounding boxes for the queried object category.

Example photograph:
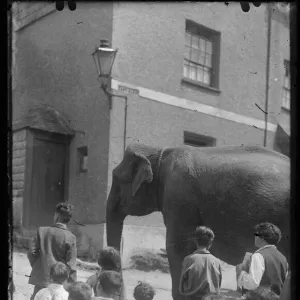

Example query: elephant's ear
[132,153,153,196]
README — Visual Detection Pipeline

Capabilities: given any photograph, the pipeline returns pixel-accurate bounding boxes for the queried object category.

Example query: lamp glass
[92,47,117,78]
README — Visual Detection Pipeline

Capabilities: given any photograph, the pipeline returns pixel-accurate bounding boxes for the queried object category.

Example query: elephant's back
[173,144,290,180]
[169,145,290,208]
[177,144,289,163]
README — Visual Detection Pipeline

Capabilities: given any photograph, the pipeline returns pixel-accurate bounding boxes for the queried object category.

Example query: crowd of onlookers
[10,203,291,300]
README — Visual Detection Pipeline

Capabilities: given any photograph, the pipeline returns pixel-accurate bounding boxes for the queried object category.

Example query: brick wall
[12,129,27,229]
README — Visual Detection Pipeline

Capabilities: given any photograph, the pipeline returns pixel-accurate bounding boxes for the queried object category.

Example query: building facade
[12,2,290,260]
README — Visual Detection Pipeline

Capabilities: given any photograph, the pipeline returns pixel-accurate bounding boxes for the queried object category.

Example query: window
[77,147,88,173]
[282,60,290,111]
[184,20,221,90]
[184,131,216,147]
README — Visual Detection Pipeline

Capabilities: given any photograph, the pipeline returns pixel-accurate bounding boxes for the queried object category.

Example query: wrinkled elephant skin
[106,143,290,300]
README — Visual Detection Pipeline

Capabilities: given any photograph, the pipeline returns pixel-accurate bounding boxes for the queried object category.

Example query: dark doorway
[23,130,70,229]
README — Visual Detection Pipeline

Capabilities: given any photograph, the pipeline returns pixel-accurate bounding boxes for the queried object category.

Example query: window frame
[183,19,221,92]
[184,131,216,147]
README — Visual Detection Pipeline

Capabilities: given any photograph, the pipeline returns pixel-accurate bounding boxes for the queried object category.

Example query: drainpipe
[103,86,128,154]
[264,3,272,147]
[123,96,128,153]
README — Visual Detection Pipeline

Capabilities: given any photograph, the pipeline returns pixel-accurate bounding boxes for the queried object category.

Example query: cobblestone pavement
[12,251,238,300]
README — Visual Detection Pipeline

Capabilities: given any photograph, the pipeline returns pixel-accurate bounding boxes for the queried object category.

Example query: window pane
[203,69,211,85]
[206,41,212,54]
[285,64,289,77]
[199,38,206,52]
[191,48,198,62]
[197,67,204,82]
[284,76,287,88]
[282,90,290,110]
[198,51,206,65]
[185,46,191,60]
[205,54,212,67]
[184,63,189,78]
[284,76,290,89]
[189,65,197,80]
[185,32,192,46]
[191,35,199,49]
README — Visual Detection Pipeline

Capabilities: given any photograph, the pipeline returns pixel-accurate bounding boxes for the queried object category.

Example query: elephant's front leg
[166,229,197,300]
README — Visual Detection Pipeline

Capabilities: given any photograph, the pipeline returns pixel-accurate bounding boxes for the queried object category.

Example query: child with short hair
[86,247,126,300]
[179,226,222,300]
[34,262,70,300]
[93,270,122,300]
[68,282,93,300]
[133,281,156,300]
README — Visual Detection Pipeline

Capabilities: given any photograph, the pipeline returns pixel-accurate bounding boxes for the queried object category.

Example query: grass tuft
[128,248,169,273]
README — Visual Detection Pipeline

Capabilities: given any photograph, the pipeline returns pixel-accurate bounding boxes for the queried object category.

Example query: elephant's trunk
[106,210,125,251]
[106,181,126,251]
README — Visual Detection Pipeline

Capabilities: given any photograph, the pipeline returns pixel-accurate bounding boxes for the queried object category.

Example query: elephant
[106,143,290,300]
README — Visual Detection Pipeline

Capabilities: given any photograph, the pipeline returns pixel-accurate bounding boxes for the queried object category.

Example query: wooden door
[24,131,69,229]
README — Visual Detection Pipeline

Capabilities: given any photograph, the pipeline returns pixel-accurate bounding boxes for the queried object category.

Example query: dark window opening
[184,131,216,147]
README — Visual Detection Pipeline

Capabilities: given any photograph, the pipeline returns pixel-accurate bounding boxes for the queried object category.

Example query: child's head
[194,226,215,249]
[96,270,122,297]
[50,262,70,284]
[245,286,280,300]
[133,281,156,300]
[68,282,93,300]
[98,247,121,272]
[254,223,282,246]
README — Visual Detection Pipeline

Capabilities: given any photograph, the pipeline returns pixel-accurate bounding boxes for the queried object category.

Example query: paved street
[12,251,238,300]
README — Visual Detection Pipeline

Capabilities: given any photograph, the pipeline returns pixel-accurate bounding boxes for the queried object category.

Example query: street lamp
[92,39,118,93]
[92,39,128,151]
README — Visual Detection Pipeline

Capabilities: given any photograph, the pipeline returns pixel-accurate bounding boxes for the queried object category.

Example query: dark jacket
[179,249,222,300]
[256,246,288,295]
[27,223,77,287]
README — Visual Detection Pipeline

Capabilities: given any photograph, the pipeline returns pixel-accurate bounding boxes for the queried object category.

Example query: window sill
[181,78,221,94]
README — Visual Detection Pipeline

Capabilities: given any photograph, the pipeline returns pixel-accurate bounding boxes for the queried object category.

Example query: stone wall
[12,129,27,230]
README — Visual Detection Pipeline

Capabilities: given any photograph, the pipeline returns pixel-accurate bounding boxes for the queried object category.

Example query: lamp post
[92,39,128,152]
